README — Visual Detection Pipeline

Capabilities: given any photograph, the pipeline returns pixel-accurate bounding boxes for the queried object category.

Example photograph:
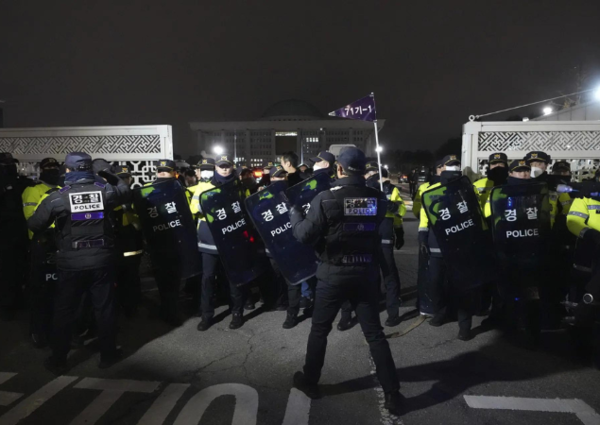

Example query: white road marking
[464,396,600,425]
[0,376,78,425]
[367,357,403,425]
[281,388,311,425]
[70,378,160,425]
[137,383,190,425]
[0,373,23,407]
[173,383,258,425]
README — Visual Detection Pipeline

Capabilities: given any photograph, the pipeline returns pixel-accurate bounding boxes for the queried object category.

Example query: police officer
[365,162,406,326]
[415,159,443,317]
[28,152,130,373]
[473,153,509,212]
[0,152,33,320]
[113,165,143,317]
[420,155,477,340]
[310,151,336,180]
[191,154,247,331]
[289,147,401,414]
[22,158,61,346]
[144,159,185,326]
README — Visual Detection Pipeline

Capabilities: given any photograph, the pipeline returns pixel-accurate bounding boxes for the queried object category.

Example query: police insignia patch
[344,198,377,216]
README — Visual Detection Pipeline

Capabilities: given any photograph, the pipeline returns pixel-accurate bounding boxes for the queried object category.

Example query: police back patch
[344,197,377,216]
[69,191,104,212]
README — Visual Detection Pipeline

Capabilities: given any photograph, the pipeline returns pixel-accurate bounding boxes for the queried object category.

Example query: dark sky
[1,1,599,156]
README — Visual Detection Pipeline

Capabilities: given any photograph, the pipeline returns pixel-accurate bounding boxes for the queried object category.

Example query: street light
[213,145,224,155]
[522,117,529,122]
[543,107,553,116]
[384,165,389,170]
[594,87,600,101]
[375,146,383,153]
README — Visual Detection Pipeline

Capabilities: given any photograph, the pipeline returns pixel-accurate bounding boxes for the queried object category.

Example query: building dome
[260,99,323,121]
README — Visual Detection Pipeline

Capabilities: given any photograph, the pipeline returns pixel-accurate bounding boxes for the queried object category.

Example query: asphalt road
[1,186,600,425]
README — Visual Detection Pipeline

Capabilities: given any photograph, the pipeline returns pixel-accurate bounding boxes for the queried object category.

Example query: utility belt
[340,254,373,265]
[72,239,105,250]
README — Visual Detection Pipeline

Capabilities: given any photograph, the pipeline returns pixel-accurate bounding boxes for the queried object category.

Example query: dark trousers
[116,254,142,313]
[52,267,117,361]
[201,252,245,320]
[304,279,399,394]
[268,258,290,308]
[28,239,57,336]
[380,242,401,319]
[428,256,476,330]
[0,244,27,309]
[153,264,181,318]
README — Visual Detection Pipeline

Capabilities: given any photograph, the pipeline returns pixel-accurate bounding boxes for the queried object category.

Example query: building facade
[189,99,384,167]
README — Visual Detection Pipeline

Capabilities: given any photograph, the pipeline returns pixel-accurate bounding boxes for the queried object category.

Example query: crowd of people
[1,145,599,415]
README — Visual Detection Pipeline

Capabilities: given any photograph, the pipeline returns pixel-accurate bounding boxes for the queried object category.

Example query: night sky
[1,1,599,157]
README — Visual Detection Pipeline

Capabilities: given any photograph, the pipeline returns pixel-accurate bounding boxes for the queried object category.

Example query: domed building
[189,99,384,167]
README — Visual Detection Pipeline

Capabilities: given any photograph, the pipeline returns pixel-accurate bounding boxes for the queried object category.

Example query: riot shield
[245,181,319,285]
[133,179,201,279]
[200,178,267,286]
[490,182,551,293]
[422,176,494,291]
[284,172,331,216]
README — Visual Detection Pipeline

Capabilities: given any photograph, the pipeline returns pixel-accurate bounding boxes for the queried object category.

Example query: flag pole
[373,122,384,192]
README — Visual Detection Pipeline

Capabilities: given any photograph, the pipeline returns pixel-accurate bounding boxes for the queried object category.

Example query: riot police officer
[420,155,477,340]
[290,147,401,414]
[473,152,508,212]
[191,154,247,331]
[365,162,406,327]
[310,151,336,181]
[0,152,33,321]
[28,152,130,373]
[144,159,186,326]
[22,157,61,346]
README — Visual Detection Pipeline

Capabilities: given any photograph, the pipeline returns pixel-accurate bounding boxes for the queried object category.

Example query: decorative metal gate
[0,125,173,187]
[462,121,600,181]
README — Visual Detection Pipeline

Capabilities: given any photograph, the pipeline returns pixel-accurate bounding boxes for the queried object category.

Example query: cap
[552,160,571,172]
[337,147,367,174]
[272,169,288,178]
[65,152,92,170]
[488,152,508,164]
[365,161,380,172]
[40,158,59,169]
[435,158,444,168]
[92,158,114,174]
[310,151,335,165]
[0,152,14,164]
[215,154,233,167]
[197,158,215,170]
[116,165,132,176]
[525,151,551,164]
[155,159,176,172]
[509,159,531,172]
[442,155,461,166]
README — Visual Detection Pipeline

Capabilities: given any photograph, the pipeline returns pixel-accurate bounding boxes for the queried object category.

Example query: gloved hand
[583,228,600,246]
[289,204,303,225]
[394,227,405,250]
[98,170,120,186]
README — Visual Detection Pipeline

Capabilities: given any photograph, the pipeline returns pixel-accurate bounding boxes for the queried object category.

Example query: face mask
[40,169,61,185]
[445,166,460,172]
[200,170,214,181]
[487,166,508,185]
[313,162,325,171]
[530,166,544,178]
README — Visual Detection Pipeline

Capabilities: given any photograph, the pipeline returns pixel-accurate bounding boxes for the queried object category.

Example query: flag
[328,93,376,122]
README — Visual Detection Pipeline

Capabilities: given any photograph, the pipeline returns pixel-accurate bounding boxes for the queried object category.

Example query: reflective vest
[412,182,430,218]
[22,181,57,239]
[473,177,493,213]
[382,181,406,227]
